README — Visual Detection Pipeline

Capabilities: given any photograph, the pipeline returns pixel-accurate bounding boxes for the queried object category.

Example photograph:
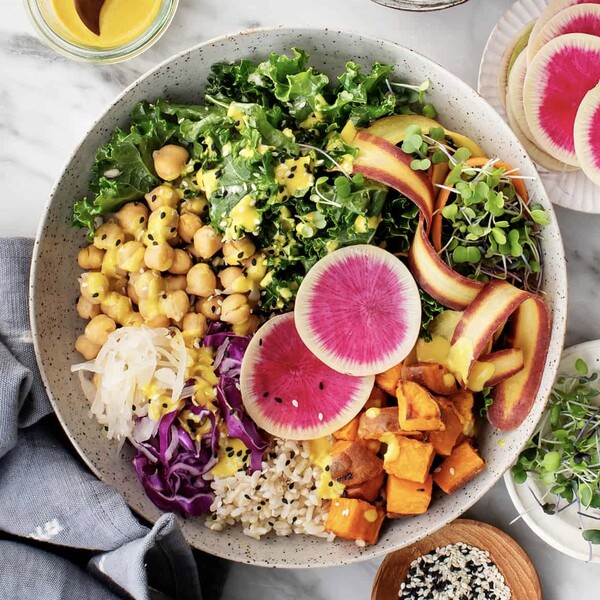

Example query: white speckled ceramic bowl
[30,27,567,568]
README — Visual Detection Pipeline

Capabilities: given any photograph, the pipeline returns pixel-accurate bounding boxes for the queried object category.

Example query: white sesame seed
[291,399,299,408]
[318,412,324,421]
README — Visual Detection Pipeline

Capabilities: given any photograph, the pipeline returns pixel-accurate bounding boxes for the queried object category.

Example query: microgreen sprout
[387,79,431,104]
[298,143,352,180]
[513,360,600,553]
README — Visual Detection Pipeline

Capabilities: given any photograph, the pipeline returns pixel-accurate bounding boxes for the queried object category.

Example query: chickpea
[196,295,223,321]
[125,312,144,327]
[193,225,223,259]
[144,314,171,328]
[84,314,116,347]
[244,252,268,281]
[144,243,175,272]
[160,290,190,321]
[222,237,256,265]
[181,196,208,216]
[186,263,217,297]
[78,245,104,270]
[80,272,110,304]
[145,184,181,211]
[182,313,208,339]
[164,275,187,292]
[75,335,101,360]
[101,247,126,279]
[132,270,162,300]
[233,314,261,336]
[178,212,203,243]
[115,202,149,238]
[219,266,250,294]
[101,292,135,326]
[117,241,146,272]
[169,249,193,275]
[146,206,179,244]
[110,276,129,296]
[93,222,124,250]
[153,144,189,181]
[220,293,251,324]
[127,283,140,305]
[76,295,101,320]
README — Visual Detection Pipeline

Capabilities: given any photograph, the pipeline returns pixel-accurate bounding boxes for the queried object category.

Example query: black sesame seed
[325,465,330,472]
[236,450,243,457]
[170,227,177,233]
[328,481,334,487]
[151,195,157,201]
[289,451,295,459]
[251,258,257,266]
[287,173,294,179]
[278,185,285,193]
[319,382,324,390]
[148,233,154,240]
[288,482,294,489]
[101,234,107,240]
[225,446,233,452]
[211,306,216,313]
[237,251,244,259]
[282,498,288,504]
[255,485,261,491]
[274,397,282,404]
[262,391,269,397]
[115,239,121,246]
[162,403,168,408]
[257,505,262,511]
[258,339,263,346]
[244,494,251,500]
[285,459,290,466]
[304,163,310,171]
[153,241,158,246]
[234,120,240,126]
[92,293,99,298]
[215,170,222,178]
[160,211,166,219]
[290,165,297,172]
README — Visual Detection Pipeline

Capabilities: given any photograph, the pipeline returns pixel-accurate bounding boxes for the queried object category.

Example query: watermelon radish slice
[240,313,374,440]
[295,245,421,377]
[498,21,535,108]
[506,51,579,172]
[574,82,600,186]
[523,33,600,166]
[528,4,600,60]
[527,0,600,64]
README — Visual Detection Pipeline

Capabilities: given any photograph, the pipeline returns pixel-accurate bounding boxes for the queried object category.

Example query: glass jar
[24,0,178,63]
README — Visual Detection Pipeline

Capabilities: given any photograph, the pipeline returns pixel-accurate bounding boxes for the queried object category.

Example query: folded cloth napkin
[0,238,202,600]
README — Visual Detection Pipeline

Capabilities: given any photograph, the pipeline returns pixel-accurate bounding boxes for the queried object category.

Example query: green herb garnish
[513,359,600,553]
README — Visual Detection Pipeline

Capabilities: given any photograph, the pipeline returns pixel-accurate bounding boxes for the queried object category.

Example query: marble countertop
[3,0,600,598]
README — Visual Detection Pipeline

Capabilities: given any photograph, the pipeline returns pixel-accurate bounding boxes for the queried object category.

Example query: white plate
[477,0,600,213]
[504,339,600,563]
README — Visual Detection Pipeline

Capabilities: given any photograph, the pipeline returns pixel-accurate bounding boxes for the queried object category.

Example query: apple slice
[350,130,435,222]
[487,297,551,430]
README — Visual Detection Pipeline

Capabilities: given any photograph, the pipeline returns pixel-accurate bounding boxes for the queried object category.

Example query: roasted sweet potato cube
[433,440,485,494]
[330,441,383,487]
[382,434,435,484]
[428,397,464,456]
[325,498,385,545]
[364,385,389,410]
[358,407,422,440]
[396,381,445,432]
[386,475,433,516]
[333,414,361,441]
[358,439,382,453]
[449,390,475,437]
[403,362,457,395]
[375,363,403,394]
[345,471,385,503]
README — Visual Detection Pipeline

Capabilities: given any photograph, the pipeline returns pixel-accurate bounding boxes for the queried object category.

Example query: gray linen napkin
[0,237,202,600]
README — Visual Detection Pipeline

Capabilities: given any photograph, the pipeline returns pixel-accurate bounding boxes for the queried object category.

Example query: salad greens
[72,49,436,313]
[513,359,600,549]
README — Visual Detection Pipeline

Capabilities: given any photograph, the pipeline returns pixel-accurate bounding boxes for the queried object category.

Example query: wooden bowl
[372,519,541,600]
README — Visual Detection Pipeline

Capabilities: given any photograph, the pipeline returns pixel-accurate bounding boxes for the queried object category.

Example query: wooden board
[371,518,541,600]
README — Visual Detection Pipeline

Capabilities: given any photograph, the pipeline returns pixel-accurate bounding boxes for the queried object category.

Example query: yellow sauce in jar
[51,0,162,48]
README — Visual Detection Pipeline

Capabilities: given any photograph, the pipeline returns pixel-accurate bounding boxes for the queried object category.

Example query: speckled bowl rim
[30,26,568,568]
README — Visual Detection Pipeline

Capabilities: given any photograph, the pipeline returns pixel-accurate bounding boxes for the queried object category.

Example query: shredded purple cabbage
[203,330,269,472]
[132,403,217,516]
[132,327,268,516]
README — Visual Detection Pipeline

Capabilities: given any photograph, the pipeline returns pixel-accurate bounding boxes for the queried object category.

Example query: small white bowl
[504,340,600,563]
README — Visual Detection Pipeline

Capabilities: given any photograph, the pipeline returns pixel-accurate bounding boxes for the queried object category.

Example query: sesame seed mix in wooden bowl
[371,519,541,600]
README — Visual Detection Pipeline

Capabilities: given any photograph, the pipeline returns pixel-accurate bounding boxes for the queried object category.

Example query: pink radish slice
[295,245,421,377]
[529,4,600,60]
[523,33,600,166]
[527,0,600,64]
[574,82,600,185]
[240,313,374,440]
[498,21,535,109]
[506,50,579,171]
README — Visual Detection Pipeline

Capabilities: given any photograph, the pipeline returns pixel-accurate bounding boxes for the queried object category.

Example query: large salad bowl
[30,27,567,567]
